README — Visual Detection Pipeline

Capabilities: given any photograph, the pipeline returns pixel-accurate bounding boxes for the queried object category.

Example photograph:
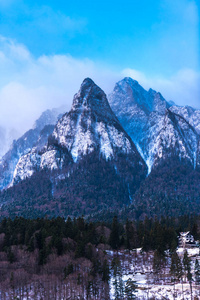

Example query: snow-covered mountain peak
[120,77,139,87]
[11,79,147,184]
[110,77,169,115]
[71,78,117,123]
[51,78,138,162]
[109,77,200,173]
[113,77,145,99]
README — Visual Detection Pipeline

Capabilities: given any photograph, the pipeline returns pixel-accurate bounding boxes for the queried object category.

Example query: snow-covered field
[107,247,200,299]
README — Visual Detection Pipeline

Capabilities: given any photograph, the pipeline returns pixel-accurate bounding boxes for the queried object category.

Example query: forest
[0,215,199,299]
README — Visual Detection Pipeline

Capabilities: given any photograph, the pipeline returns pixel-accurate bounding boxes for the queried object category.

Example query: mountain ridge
[0,77,199,219]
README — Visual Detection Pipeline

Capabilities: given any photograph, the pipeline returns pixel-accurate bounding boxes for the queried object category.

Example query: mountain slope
[0,107,65,190]
[13,78,147,186]
[1,77,199,220]
[170,105,200,134]
[109,77,200,172]
[0,78,147,219]
[152,109,199,168]
[108,77,200,218]
[108,77,170,172]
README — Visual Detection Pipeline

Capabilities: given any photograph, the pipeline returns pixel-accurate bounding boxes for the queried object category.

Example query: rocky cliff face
[108,77,170,172]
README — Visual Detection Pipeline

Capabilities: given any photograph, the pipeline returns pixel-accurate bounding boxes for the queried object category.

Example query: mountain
[109,77,200,218]
[170,105,200,134]
[0,107,66,190]
[0,78,147,219]
[12,78,147,185]
[152,109,199,168]
[108,77,170,172]
[0,77,199,220]
[109,77,200,172]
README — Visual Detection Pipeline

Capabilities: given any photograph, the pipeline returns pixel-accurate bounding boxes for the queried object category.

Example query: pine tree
[109,216,120,250]
[170,251,183,298]
[195,259,200,285]
[153,250,165,283]
[124,278,137,299]
[170,251,183,282]
[183,250,193,300]
[102,259,110,282]
[111,257,124,299]
[125,219,131,250]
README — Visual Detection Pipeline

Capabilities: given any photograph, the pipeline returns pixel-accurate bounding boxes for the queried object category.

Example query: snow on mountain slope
[108,77,170,172]
[170,105,200,134]
[109,77,200,173]
[153,109,199,168]
[197,140,200,169]
[12,78,147,184]
[52,78,134,161]
[0,107,66,190]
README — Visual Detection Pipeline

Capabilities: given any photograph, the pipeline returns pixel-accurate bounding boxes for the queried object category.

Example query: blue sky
[0,0,199,133]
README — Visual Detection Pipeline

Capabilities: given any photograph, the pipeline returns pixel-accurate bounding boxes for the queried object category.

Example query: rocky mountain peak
[71,78,117,122]
[113,77,145,99]
[0,107,66,190]
[11,78,147,185]
[121,77,139,86]
[110,77,169,116]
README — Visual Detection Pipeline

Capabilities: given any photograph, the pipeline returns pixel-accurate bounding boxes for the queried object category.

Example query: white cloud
[0,36,199,138]
[0,36,120,134]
